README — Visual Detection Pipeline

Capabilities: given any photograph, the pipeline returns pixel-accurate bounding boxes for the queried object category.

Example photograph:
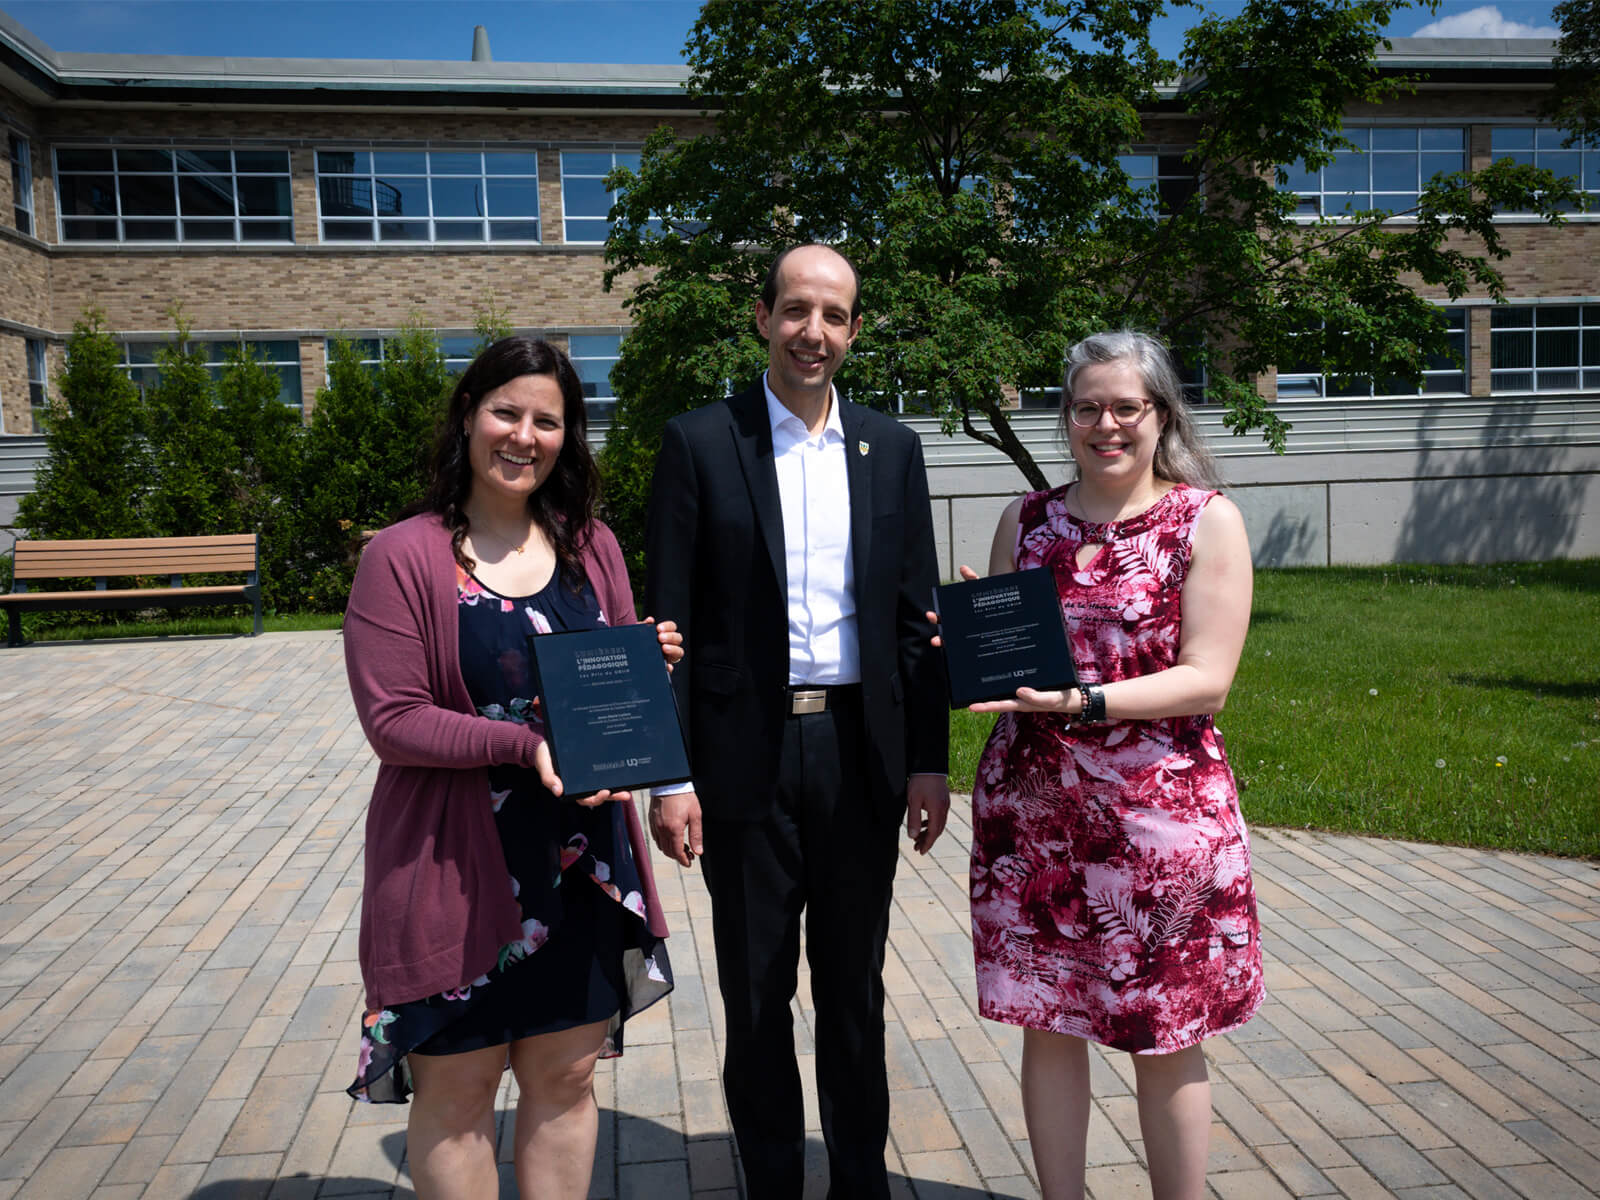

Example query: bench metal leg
[6,609,20,649]
[252,594,263,637]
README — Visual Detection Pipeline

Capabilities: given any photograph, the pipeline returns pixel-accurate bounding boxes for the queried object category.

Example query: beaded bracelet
[1078,683,1107,725]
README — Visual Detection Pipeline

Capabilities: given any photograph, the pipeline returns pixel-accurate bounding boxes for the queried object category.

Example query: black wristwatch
[1077,683,1107,725]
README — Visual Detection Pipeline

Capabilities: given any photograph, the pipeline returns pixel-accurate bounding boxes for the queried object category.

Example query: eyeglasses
[1066,397,1156,428]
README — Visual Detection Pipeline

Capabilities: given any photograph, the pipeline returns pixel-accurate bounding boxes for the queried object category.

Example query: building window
[9,134,33,235]
[26,338,47,422]
[1278,308,1467,399]
[1490,305,1600,392]
[118,338,304,406]
[561,150,641,244]
[316,150,539,243]
[1119,150,1199,217]
[1020,349,1207,409]
[1491,127,1600,213]
[56,147,293,243]
[567,334,622,420]
[326,335,479,378]
[1278,127,1466,218]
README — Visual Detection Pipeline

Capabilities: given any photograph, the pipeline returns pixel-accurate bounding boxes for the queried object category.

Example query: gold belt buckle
[790,688,827,715]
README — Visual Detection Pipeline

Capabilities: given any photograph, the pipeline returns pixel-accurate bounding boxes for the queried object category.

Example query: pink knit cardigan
[344,512,669,1009]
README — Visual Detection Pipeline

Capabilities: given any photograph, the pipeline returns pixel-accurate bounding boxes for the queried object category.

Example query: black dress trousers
[699,690,902,1200]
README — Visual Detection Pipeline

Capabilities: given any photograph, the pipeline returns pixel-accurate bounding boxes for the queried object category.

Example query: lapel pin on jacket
[858,440,870,457]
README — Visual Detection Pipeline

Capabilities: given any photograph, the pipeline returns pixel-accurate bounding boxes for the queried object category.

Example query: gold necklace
[475,523,531,556]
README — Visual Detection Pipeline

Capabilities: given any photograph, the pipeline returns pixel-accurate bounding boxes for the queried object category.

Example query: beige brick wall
[42,108,704,146]
[0,235,51,327]
[1470,305,1492,398]
[5,83,1600,430]
[47,248,638,332]
[0,332,27,434]
[1345,88,1548,122]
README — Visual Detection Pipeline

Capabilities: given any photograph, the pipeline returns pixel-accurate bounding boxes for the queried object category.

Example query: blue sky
[1,1,1565,64]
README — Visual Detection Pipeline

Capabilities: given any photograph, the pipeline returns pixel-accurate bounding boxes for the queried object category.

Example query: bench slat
[13,534,260,580]
[0,585,252,605]
[13,535,257,551]
[15,552,259,576]
[5,535,264,647]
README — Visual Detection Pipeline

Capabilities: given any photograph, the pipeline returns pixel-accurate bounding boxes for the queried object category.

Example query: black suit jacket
[644,384,949,822]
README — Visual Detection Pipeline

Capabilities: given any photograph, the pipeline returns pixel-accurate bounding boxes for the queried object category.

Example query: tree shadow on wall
[1392,402,1586,564]
[1251,505,1321,568]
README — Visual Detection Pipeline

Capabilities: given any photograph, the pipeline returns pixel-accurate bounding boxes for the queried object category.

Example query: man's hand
[650,789,704,867]
[906,774,950,854]
[644,616,684,672]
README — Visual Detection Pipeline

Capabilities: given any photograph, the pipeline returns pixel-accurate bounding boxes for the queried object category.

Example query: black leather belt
[786,684,860,715]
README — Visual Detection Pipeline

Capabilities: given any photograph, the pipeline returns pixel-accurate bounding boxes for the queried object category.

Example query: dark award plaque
[933,567,1079,708]
[525,623,692,797]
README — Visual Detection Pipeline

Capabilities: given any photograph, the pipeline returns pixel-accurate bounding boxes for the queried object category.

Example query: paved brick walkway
[1,632,1597,1199]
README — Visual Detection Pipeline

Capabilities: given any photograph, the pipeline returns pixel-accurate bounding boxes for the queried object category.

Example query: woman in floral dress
[343,337,678,1199]
[959,331,1263,1200]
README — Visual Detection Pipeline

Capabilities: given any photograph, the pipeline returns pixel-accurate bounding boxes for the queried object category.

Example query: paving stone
[3,639,1599,1200]
[1391,1081,1544,1168]
[1343,1133,1449,1189]
[618,1157,690,1199]
[11,1143,119,1200]
[0,1095,93,1180]
[889,1087,962,1154]
[685,1134,737,1192]
[218,1073,320,1156]
[1492,1161,1597,1200]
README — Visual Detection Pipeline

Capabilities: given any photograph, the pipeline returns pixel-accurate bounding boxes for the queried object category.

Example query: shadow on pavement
[182,1115,1032,1198]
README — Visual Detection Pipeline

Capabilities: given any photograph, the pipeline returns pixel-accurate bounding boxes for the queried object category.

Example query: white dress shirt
[764,373,860,686]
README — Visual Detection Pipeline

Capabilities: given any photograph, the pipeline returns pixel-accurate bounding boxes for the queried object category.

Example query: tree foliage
[600,0,1574,556]
[142,309,235,538]
[215,343,305,608]
[1547,0,1600,145]
[297,321,455,608]
[15,308,494,615]
[18,308,150,540]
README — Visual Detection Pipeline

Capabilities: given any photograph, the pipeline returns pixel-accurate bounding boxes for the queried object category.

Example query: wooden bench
[1,534,262,648]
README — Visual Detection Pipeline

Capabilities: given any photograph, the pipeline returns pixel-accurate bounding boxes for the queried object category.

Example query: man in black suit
[645,244,951,1199]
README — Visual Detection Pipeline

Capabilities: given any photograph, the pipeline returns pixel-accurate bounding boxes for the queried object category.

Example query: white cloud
[1410,5,1559,38]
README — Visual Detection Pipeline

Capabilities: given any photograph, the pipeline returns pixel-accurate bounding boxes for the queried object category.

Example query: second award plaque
[933,567,1079,708]
[525,622,692,798]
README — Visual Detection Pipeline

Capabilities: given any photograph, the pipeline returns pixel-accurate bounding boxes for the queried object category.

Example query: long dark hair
[421,336,600,584]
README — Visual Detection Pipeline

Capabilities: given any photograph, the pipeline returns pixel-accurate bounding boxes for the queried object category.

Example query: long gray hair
[1062,330,1222,490]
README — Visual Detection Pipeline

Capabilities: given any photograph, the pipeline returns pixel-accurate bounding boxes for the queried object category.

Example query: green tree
[17,308,150,540]
[472,297,515,352]
[298,322,454,609]
[216,343,304,608]
[1547,0,1600,145]
[142,310,234,537]
[600,0,1573,556]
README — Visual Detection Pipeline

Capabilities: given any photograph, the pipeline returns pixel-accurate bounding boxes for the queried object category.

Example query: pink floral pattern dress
[970,483,1264,1054]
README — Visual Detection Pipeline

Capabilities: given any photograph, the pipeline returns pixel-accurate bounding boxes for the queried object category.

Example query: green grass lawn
[949,559,1600,858]
[14,609,343,641]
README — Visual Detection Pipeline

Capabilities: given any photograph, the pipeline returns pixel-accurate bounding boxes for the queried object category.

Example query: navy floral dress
[347,561,674,1103]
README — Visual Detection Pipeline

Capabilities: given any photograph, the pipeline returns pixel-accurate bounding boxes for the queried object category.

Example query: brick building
[1,11,1597,564]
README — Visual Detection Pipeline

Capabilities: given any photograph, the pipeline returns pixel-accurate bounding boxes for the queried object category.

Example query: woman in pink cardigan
[343,336,678,1199]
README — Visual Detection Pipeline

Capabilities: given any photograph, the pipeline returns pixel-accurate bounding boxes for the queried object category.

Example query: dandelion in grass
[1436,759,1446,769]
[1369,688,1378,696]
[1496,755,1507,767]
